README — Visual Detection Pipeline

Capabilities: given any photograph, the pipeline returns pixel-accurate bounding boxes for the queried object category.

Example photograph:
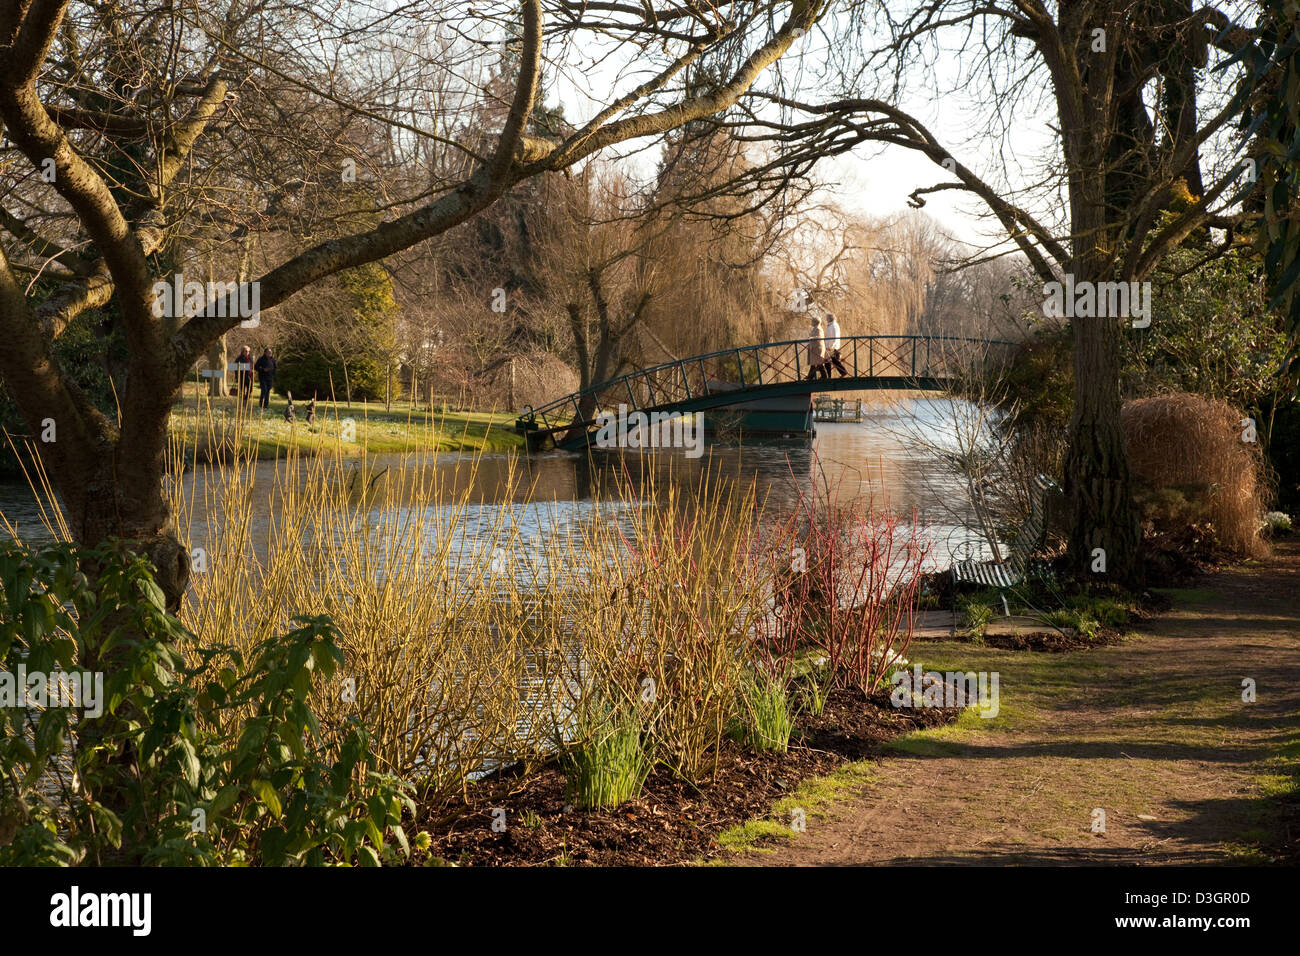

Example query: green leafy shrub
[0,540,414,866]
[1067,596,1130,628]
[1119,247,1287,416]
[275,263,401,403]
[274,347,394,403]
[1000,328,1073,434]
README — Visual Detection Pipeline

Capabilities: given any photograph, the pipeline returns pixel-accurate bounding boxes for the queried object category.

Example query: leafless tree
[728,0,1262,584]
[0,0,857,604]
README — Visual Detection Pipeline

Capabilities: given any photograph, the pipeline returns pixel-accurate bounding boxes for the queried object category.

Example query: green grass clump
[712,760,877,856]
[1042,608,1100,639]
[561,704,654,810]
[793,674,829,717]
[958,598,994,638]
[1067,595,1130,628]
[712,819,796,857]
[732,673,794,752]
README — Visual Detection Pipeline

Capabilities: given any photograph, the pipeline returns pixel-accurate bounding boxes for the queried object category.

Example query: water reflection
[1,395,994,778]
[0,395,987,564]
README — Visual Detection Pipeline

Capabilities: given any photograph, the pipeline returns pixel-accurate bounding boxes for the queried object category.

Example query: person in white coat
[805,316,827,381]
[823,312,848,377]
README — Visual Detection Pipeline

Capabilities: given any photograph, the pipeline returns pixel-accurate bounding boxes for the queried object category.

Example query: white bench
[197,362,252,378]
[951,474,1058,598]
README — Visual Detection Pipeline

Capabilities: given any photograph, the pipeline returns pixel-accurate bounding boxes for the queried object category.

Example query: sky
[514,2,1248,266]
[541,8,1061,258]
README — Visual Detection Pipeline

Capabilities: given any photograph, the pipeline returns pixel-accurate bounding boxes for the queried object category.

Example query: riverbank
[722,540,1300,865]
[169,392,523,460]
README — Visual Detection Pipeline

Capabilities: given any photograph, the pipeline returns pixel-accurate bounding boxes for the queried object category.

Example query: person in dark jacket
[233,346,255,405]
[254,347,277,410]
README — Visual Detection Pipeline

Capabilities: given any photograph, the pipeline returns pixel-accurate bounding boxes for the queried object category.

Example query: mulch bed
[937,575,1177,654]
[421,687,959,866]
[977,628,1124,653]
[945,595,1175,653]
[1141,528,1250,587]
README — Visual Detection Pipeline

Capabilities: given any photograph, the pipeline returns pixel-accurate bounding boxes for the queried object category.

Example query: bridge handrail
[520,333,1017,422]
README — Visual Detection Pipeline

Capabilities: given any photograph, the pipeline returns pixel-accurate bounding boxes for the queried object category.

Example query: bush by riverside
[170,446,930,811]
[3,434,932,853]
[0,540,414,866]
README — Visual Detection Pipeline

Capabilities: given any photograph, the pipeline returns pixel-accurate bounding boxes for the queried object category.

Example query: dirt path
[756,542,1300,866]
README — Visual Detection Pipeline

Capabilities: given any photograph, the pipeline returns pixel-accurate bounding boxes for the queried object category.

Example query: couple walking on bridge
[805,312,849,380]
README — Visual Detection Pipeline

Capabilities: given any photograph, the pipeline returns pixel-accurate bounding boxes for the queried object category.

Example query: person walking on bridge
[824,312,849,377]
[805,316,828,381]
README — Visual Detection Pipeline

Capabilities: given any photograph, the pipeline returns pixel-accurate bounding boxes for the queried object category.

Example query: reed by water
[8,410,925,816]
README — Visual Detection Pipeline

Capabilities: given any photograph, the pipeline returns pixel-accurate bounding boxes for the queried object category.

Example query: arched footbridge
[515,334,1016,452]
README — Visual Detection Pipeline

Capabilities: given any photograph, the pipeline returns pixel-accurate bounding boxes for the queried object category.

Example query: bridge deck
[516,334,1014,451]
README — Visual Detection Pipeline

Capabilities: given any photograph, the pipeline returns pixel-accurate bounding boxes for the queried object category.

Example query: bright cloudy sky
[543,12,1064,257]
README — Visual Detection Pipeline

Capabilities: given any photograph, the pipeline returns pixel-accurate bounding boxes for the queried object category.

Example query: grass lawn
[171,386,524,458]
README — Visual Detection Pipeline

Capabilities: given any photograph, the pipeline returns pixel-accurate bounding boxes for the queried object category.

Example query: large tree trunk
[1055,12,1145,589]
[1061,164,1142,585]
[62,394,191,613]
[1064,312,1142,585]
[75,482,191,611]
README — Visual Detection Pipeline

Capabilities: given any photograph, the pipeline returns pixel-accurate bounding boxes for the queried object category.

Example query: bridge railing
[518,334,1017,437]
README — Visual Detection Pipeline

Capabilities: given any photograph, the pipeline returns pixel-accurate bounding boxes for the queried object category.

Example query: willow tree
[0,0,847,606]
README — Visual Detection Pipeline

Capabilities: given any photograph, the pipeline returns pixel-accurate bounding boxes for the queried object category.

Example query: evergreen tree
[277,263,401,403]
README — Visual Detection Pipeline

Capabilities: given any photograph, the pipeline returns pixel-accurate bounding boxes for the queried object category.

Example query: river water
[2,395,996,783]
[0,396,992,566]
